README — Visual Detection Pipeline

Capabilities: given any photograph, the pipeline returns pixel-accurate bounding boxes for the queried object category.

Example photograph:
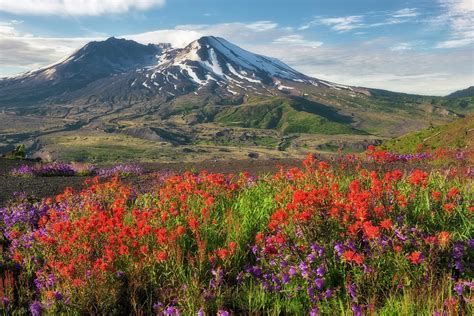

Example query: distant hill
[382,115,474,153]
[446,86,474,99]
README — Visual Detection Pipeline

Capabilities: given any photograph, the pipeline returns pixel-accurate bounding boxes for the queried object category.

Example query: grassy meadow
[0,148,472,315]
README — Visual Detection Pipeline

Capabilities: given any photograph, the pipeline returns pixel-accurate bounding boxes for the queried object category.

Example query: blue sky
[0,0,472,95]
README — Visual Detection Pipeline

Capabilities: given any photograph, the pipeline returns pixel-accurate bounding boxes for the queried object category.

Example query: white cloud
[0,0,166,16]
[301,8,420,32]
[126,29,202,48]
[0,22,97,75]
[273,35,323,48]
[319,16,365,31]
[392,8,419,18]
[435,0,474,48]
[246,21,278,32]
[125,22,299,48]
[390,42,417,51]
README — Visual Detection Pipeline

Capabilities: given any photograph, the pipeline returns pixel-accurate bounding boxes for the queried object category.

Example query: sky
[0,0,473,95]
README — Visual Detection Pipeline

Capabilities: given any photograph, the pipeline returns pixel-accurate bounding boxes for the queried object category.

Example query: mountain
[0,36,361,106]
[0,36,472,162]
[446,86,474,99]
[0,37,166,105]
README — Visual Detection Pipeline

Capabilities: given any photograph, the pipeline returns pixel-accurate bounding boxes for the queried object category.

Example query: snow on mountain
[136,36,319,93]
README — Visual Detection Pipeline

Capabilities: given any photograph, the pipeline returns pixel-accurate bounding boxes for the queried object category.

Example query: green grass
[382,115,474,153]
[216,97,362,135]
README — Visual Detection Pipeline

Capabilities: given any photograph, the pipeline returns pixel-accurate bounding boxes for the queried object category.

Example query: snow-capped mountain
[131,36,353,97]
[0,36,357,106]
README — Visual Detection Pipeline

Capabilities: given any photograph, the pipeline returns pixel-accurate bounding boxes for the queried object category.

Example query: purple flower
[316,265,325,277]
[452,242,464,273]
[54,292,63,301]
[468,239,474,250]
[29,301,42,316]
[98,164,143,177]
[288,266,297,276]
[325,289,333,299]
[164,306,180,315]
[351,304,362,316]
[315,278,324,290]
[454,283,463,296]
[348,283,357,301]
[217,310,229,316]
[334,243,344,257]
[247,266,262,278]
[310,307,319,316]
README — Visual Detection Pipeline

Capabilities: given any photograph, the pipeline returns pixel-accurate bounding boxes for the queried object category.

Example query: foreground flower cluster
[0,155,472,315]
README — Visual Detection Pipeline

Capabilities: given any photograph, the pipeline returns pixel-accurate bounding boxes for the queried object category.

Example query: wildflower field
[0,149,473,315]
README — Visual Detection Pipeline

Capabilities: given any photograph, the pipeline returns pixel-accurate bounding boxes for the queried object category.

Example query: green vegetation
[383,115,474,153]
[216,97,361,135]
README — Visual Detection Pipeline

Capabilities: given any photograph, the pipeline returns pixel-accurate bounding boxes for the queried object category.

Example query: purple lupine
[351,304,362,316]
[29,301,42,316]
[98,164,144,177]
[348,283,357,301]
[54,292,63,301]
[164,306,180,315]
[334,243,344,257]
[453,283,463,296]
[315,278,325,290]
[316,265,325,277]
[452,242,464,273]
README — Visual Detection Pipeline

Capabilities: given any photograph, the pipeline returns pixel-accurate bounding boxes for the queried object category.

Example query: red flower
[343,250,364,265]
[431,191,442,201]
[175,225,186,236]
[380,219,393,230]
[156,251,168,262]
[447,187,459,199]
[437,231,450,247]
[217,248,229,260]
[363,221,380,239]
[409,169,428,186]
[443,203,455,213]
[140,245,148,255]
[188,216,199,231]
[407,251,423,264]
[391,169,403,181]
